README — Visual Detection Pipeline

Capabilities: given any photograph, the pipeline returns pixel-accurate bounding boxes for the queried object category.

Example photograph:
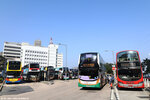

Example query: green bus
[78,52,106,88]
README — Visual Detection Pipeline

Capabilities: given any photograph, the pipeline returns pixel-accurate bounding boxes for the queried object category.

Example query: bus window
[30,64,39,68]
[9,61,21,70]
[118,69,141,81]
[117,51,139,62]
[80,54,97,64]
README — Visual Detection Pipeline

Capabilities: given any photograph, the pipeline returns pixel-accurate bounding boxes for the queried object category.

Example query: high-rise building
[0,52,3,56]
[57,53,63,68]
[34,40,41,46]
[48,38,58,68]
[3,42,21,61]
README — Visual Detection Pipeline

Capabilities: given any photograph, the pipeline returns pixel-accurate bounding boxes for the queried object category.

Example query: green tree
[104,63,113,74]
[142,58,150,74]
[0,56,6,71]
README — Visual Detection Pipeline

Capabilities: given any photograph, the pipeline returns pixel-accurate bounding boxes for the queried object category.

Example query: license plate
[9,78,18,82]
[128,85,133,88]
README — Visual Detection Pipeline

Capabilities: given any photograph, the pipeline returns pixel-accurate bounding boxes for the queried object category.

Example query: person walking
[109,75,114,89]
[108,75,111,83]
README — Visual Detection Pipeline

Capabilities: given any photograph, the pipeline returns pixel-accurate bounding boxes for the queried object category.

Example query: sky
[0,0,150,67]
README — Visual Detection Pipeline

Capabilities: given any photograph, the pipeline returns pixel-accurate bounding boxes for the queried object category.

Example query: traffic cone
[110,83,112,87]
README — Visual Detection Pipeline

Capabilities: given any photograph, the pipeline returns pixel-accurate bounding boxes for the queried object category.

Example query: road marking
[110,89,114,100]
[115,87,120,100]
[110,86,120,100]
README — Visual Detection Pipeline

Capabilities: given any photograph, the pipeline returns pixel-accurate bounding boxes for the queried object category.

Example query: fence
[144,78,150,88]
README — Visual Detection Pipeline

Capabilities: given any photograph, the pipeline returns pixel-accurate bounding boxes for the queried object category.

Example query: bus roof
[116,50,139,54]
[80,52,98,55]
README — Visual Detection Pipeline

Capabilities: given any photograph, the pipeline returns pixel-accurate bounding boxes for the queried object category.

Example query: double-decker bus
[5,61,22,83]
[22,63,40,81]
[116,50,144,88]
[69,69,78,79]
[78,52,106,88]
[40,66,55,81]
[58,67,70,80]
[45,66,55,80]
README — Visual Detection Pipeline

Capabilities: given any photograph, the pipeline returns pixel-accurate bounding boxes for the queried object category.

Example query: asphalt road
[118,88,150,100]
[0,80,150,100]
[0,80,110,100]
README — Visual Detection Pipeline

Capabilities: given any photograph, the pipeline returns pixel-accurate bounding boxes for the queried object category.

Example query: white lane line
[115,87,120,100]
[110,89,114,100]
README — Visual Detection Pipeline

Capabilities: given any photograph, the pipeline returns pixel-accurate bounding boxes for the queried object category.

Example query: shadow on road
[118,88,143,91]
[5,82,24,85]
[5,81,39,85]
[80,87,102,91]
[80,83,107,91]
[0,86,33,96]
[137,95,150,99]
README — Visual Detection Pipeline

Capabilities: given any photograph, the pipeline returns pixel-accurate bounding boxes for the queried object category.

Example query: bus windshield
[118,69,141,81]
[117,62,141,69]
[79,53,99,77]
[117,51,139,62]
[80,53,97,67]
[63,67,69,72]
[7,71,21,78]
[30,64,39,68]
[8,61,21,70]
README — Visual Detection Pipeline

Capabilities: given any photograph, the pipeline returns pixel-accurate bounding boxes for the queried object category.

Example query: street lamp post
[58,43,68,81]
[58,43,67,67]
[104,50,120,100]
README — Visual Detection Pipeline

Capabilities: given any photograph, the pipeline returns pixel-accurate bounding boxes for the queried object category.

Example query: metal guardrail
[144,78,150,92]
[144,78,150,100]
[144,78,150,88]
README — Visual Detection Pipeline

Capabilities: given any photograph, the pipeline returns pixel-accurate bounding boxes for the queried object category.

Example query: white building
[21,43,48,67]
[3,39,61,68]
[3,42,21,61]
[57,53,63,68]
[48,43,58,68]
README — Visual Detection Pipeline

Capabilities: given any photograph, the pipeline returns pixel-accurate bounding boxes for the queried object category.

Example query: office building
[0,52,3,56]
[3,42,21,61]
[3,38,61,68]
[57,53,63,68]
[34,40,41,46]
[21,43,48,67]
[48,39,58,68]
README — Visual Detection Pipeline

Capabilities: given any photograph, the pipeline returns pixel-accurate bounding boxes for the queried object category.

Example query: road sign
[112,67,115,70]
[112,65,116,70]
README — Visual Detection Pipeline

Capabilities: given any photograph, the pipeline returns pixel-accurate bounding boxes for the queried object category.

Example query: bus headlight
[118,82,124,86]
[138,82,144,86]
[139,82,143,84]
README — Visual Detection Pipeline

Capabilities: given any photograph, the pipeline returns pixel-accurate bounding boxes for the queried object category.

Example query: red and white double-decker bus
[116,50,144,88]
